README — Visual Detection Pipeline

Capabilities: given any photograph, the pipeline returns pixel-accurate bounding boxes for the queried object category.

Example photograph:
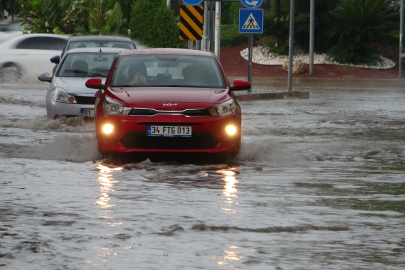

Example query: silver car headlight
[208,99,236,117]
[50,87,76,103]
[103,96,132,116]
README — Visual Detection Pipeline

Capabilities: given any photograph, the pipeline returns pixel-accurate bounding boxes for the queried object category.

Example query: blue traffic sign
[240,0,263,8]
[182,0,203,6]
[239,9,263,34]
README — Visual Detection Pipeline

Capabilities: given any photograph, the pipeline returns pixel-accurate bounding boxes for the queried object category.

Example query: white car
[0,34,69,84]
[0,18,25,35]
[38,47,126,119]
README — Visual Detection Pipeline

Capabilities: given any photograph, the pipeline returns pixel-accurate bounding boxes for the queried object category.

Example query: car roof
[119,48,215,57]
[65,47,129,54]
[8,33,69,39]
[67,35,133,42]
[0,33,69,47]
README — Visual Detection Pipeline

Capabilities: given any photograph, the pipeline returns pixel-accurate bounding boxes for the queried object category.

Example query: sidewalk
[228,76,405,89]
[229,76,405,101]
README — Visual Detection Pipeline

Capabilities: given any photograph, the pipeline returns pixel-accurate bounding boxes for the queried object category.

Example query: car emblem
[163,103,177,106]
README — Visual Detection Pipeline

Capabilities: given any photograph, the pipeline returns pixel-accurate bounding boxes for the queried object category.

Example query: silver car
[38,47,126,119]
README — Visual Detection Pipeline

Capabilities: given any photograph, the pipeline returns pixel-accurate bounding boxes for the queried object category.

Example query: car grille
[75,96,96,105]
[120,131,218,149]
[129,108,211,117]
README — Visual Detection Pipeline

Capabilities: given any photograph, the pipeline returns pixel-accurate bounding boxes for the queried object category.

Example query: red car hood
[108,87,230,110]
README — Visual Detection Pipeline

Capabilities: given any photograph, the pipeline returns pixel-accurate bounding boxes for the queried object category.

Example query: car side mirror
[85,77,105,89]
[38,72,52,83]
[50,55,60,64]
[230,79,251,91]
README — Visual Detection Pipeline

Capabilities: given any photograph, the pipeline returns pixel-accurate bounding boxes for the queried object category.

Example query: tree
[294,0,342,52]
[117,0,136,32]
[0,0,21,21]
[18,0,79,34]
[18,0,125,35]
[169,0,181,17]
[117,0,136,23]
[129,0,178,48]
[263,0,308,55]
[68,0,124,35]
[274,0,281,20]
[221,1,241,25]
[264,0,342,55]
[18,0,62,33]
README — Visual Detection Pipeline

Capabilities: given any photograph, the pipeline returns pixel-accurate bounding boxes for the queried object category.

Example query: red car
[85,48,250,162]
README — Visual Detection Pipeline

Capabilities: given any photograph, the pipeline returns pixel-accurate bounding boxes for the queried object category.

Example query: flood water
[0,86,404,269]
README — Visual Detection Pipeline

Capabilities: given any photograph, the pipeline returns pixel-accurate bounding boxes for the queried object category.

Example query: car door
[13,36,67,81]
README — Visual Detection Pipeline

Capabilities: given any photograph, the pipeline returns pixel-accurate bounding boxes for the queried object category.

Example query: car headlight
[103,96,132,116]
[208,99,236,117]
[50,87,76,103]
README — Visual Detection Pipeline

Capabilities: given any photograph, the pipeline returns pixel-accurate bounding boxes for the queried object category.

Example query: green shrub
[220,24,248,48]
[264,38,289,55]
[129,0,179,48]
[327,42,381,65]
[327,0,399,64]
[263,10,308,55]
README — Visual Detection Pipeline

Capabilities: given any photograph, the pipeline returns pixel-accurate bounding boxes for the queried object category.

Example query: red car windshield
[110,55,226,88]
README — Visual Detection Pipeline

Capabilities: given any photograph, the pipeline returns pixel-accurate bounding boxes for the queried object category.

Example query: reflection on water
[96,163,121,210]
[218,167,239,207]
[91,163,123,267]
[215,245,244,268]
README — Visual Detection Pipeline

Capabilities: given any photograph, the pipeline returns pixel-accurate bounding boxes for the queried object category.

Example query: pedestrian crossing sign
[239,9,263,34]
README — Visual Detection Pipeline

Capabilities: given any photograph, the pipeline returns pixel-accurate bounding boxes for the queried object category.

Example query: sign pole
[238,1,264,91]
[309,0,314,76]
[287,0,295,91]
[248,33,253,91]
[214,1,221,59]
[202,1,209,51]
[207,1,212,51]
[210,1,215,52]
[398,0,404,78]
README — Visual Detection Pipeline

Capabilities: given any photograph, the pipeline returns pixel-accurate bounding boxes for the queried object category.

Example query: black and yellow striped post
[179,5,204,40]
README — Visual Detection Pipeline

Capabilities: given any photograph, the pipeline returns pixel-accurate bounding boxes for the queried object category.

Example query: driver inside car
[128,63,148,85]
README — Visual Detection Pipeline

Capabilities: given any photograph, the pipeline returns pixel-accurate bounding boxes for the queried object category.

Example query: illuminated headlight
[103,96,132,116]
[50,87,76,103]
[225,125,237,135]
[208,99,236,117]
[103,124,114,134]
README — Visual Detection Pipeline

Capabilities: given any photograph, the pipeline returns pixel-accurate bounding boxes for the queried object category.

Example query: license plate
[80,108,94,117]
[148,125,192,137]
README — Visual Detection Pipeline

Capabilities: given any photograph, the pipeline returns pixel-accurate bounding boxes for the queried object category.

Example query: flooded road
[1,86,404,269]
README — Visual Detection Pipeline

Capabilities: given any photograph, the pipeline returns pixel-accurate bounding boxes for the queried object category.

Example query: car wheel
[0,63,22,84]
[224,154,236,164]
[214,154,236,164]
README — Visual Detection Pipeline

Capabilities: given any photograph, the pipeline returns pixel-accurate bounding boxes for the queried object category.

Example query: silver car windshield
[68,41,135,50]
[110,55,225,88]
[57,52,118,77]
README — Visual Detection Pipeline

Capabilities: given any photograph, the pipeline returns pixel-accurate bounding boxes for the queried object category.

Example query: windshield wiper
[88,72,106,77]
[111,85,137,87]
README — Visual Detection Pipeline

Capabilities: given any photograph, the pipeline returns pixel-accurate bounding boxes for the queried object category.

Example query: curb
[228,76,405,89]
[236,90,309,101]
